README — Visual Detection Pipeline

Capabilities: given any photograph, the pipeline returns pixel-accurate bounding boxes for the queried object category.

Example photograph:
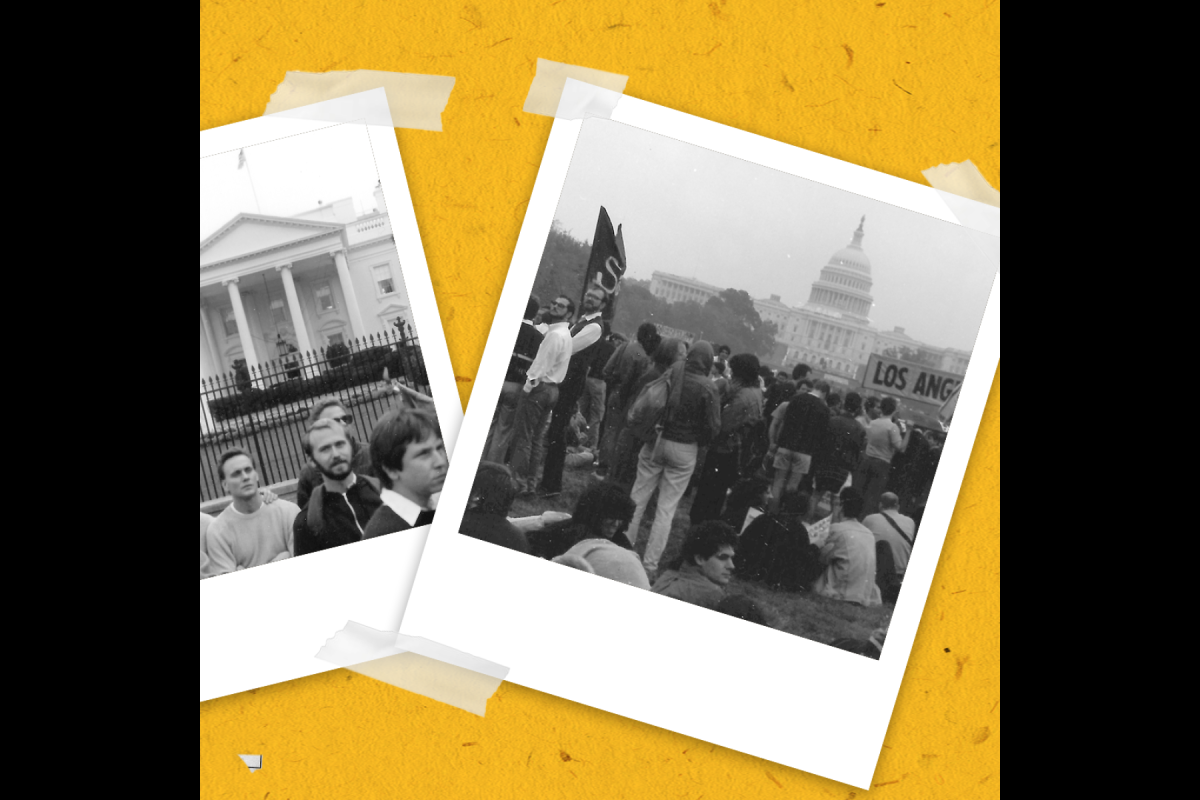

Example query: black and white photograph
[199,90,462,704]
[393,84,999,785]
[200,121,448,581]
[454,117,993,657]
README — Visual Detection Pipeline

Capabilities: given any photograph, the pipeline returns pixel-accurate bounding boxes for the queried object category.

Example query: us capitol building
[649,217,971,383]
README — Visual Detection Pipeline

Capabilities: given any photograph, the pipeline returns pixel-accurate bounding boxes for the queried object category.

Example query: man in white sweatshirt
[205,448,299,577]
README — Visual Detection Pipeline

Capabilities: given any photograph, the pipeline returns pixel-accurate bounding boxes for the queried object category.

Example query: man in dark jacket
[769,380,832,513]
[295,397,372,509]
[293,419,384,556]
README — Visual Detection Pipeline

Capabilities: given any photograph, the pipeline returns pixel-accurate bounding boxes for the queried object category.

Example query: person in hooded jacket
[610,338,686,487]
[625,341,722,578]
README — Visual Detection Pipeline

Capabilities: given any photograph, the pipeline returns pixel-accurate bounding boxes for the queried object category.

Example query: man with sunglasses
[507,295,575,494]
[295,398,373,508]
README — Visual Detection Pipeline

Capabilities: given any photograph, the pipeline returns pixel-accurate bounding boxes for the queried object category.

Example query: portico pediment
[200,214,343,270]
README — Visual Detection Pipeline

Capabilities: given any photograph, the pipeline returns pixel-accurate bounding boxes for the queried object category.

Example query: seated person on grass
[652,521,739,610]
[533,482,650,590]
[459,462,529,554]
[812,487,883,608]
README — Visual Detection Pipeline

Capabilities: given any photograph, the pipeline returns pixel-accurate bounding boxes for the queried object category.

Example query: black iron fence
[200,326,431,504]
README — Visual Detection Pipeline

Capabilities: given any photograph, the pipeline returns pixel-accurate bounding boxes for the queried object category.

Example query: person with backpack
[293,418,384,556]
[690,353,764,523]
[610,338,686,487]
[597,323,660,477]
[625,341,722,578]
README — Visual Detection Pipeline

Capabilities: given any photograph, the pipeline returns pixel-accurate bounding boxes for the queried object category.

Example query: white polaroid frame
[398,82,998,788]
[200,90,463,703]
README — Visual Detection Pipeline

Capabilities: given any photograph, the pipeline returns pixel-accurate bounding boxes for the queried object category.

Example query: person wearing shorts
[768,381,831,513]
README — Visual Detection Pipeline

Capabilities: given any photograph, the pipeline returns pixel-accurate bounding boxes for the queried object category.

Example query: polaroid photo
[397,80,999,788]
[200,89,462,703]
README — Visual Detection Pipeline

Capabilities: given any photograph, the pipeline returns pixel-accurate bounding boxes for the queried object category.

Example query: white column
[199,302,220,376]
[275,264,313,354]
[224,277,259,369]
[332,249,366,340]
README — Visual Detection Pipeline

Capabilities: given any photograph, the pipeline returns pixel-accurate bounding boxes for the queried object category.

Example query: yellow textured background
[199,1,999,796]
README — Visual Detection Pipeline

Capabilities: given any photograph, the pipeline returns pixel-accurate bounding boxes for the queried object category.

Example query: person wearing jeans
[506,296,574,493]
[625,342,721,576]
[484,297,544,464]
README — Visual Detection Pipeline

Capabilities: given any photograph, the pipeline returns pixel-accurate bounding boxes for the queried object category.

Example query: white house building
[199,184,413,382]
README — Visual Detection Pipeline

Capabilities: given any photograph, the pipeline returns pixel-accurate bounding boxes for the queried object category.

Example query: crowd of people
[466,288,942,626]
[200,393,447,580]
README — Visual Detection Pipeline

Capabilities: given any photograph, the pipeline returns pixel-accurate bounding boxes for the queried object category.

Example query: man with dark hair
[508,295,574,493]
[538,481,649,589]
[363,408,447,536]
[539,286,611,497]
[852,396,913,517]
[768,379,832,513]
[792,363,813,382]
[597,322,660,476]
[811,391,867,521]
[205,449,299,576]
[812,486,882,607]
[857,396,881,430]
[293,419,384,556]
[651,521,739,610]
[691,353,764,523]
[295,397,372,509]
[485,296,545,464]
[459,462,528,553]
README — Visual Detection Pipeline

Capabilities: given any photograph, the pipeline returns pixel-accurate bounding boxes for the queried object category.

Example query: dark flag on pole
[581,206,627,321]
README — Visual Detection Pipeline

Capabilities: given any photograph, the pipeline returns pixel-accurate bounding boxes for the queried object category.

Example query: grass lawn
[508,459,893,658]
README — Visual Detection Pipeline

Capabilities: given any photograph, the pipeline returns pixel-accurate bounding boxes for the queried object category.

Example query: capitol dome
[828,218,871,274]
[803,216,876,323]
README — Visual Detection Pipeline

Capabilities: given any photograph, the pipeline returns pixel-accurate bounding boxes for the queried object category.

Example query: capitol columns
[332,249,366,341]
[223,277,259,370]
[275,263,313,354]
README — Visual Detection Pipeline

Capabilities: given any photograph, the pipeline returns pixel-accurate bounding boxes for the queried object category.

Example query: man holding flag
[537,207,626,497]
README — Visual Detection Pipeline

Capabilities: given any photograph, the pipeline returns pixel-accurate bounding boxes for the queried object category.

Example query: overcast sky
[200,122,382,241]
[551,119,996,352]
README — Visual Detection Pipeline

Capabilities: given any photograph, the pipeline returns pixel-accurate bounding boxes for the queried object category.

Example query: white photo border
[398,89,999,789]
[200,90,463,703]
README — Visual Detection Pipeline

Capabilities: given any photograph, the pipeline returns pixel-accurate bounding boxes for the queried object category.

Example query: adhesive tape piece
[523,59,628,118]
[264,71,456,131]
[317,622,509,716]
[923,160,1000,266]
[922,161,1000,208]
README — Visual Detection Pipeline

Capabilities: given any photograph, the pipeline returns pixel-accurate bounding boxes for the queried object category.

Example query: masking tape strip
[523,59,628,118]
[264,71,456,131]
[317,622,509,717]
[923,161,1000,240]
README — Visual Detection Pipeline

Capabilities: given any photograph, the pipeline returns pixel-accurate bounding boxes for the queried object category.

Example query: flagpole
[239,149,262,214]
[245,161,262,214]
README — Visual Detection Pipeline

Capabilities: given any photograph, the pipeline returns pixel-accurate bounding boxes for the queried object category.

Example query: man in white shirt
[862,492,916,579]
[204,449,300,577]
[507,295,575,493]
